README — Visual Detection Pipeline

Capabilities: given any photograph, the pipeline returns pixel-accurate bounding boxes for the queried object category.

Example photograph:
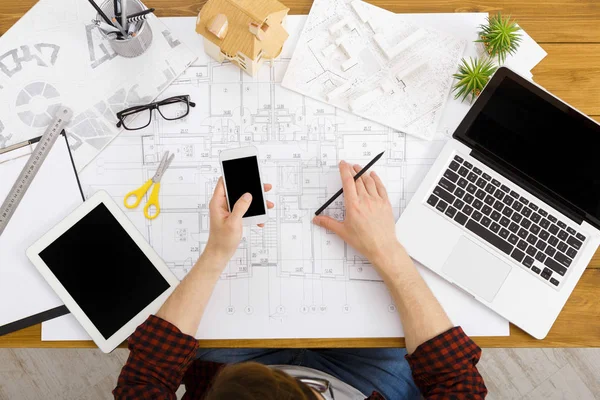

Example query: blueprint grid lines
[49,13,557,339]
[75,53,432,336]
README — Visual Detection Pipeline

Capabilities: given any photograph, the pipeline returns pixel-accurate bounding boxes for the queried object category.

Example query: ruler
[0,106,74,236]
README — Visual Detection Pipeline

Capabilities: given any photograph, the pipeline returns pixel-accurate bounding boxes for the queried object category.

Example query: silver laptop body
[396,67,600,339]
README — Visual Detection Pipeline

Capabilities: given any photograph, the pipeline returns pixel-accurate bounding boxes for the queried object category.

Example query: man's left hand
[205,177,274,262]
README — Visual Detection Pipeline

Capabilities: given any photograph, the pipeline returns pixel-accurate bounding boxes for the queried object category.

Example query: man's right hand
[312,160,410,277]
[313,161,456,356]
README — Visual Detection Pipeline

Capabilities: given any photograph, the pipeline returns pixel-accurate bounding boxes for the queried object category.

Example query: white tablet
[27,190,179,353]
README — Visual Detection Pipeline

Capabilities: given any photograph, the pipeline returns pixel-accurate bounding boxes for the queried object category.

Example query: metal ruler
[0,106,74,236]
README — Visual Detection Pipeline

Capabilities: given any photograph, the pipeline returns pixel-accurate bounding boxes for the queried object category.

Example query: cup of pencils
[94,0,153,58]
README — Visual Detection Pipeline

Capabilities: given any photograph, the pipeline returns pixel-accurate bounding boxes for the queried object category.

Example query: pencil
[111,17,127,36]
[121,0,128,32]
[314,151,385,216]
[113,0,121,18]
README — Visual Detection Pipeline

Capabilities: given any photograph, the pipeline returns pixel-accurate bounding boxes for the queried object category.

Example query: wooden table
[1,0,599,349]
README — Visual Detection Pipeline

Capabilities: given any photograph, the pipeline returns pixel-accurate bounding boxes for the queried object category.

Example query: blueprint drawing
[281,0,466,141]
[44,13,547,341]
[43,16,517,341]
[0,0,196,171]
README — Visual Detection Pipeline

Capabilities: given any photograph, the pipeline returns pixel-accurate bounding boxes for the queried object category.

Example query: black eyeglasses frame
[116,95,196,131]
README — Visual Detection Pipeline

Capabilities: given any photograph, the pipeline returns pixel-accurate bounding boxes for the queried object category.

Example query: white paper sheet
[43,15,532,341]
[0,136,83,329]
[0,0,197,172]
[281,0,467,141]
[42,14,548,341]
[400,13,547,137]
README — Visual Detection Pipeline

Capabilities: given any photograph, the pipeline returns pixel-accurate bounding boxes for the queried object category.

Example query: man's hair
[204,362,319,399]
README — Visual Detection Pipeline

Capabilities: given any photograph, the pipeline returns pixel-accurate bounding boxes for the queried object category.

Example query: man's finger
[353,164,367,195]
[230,193,252,220]
[214,177,226,196]
[267,200,275,209]
[361,168,378,197]
[312,215,346,238]
[371,171,389,200]
[264,183,273,192]
[210,177,228,211]
[339,161,358,203]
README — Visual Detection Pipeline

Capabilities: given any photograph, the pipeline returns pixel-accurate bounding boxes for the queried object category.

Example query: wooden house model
[196,0,290,76]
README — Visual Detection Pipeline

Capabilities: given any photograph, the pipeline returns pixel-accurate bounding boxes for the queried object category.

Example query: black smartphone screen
[222,156,266,217]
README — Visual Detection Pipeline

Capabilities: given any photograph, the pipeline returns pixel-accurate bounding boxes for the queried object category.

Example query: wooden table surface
[0,0,599,349]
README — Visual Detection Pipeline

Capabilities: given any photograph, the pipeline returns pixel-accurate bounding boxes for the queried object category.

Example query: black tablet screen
[39,203,170,339]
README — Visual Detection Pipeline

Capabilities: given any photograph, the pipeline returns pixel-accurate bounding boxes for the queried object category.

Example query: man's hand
[312,161,454,353]
[313,161,407,274]
[156,178,275,336]
[205,177,274,262]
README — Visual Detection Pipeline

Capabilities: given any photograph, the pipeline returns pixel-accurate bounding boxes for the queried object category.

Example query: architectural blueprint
[0,0,196,171]
[281,0,466,141]
[44,15,537,341]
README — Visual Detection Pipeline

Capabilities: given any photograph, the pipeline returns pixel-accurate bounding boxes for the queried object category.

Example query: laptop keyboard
[426,154,587,288]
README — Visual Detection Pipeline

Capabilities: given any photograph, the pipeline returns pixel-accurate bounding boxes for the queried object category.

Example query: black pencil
[114,0,121,19]
[315,151,385,216]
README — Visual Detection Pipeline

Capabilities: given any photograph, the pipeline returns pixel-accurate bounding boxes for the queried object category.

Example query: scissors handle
[124,179,153,209]
[143,182,161,220]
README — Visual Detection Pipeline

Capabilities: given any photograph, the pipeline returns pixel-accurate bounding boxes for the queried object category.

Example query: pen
[86,0,116,27]
[314,151,385,216]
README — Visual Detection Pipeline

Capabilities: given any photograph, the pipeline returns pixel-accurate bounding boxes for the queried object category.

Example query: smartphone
[219,146,268,225]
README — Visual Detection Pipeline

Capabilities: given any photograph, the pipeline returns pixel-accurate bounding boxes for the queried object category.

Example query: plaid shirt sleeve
[113,315,199,400]
[405,326,487,399]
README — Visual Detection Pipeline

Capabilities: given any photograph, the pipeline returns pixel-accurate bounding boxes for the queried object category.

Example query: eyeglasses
[116,95,196,131]
[297,377,334,399]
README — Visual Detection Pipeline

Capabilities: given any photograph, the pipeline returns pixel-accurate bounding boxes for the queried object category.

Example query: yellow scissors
[124,151,174,219]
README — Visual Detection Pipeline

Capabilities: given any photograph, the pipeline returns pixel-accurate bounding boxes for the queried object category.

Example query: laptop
[396,67,600,339]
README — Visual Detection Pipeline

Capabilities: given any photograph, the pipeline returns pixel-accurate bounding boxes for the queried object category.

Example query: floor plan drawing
[34,17,508,341]
[281,0,466,141]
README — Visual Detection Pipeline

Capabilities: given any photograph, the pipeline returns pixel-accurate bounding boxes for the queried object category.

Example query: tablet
[27,190,179,353]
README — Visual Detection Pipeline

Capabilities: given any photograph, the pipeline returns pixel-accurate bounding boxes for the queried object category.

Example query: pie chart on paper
[15,82,62,128]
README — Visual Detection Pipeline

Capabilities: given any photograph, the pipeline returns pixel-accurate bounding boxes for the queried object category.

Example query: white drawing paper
[0,0,197,172]
[399,13,547,137]
[0,137,82,329]
[44,14,546,341]
[280,0,467,141]
[43,16,531,341]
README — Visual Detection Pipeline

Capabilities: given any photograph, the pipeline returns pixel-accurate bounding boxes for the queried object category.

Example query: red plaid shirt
[114,315,487,399]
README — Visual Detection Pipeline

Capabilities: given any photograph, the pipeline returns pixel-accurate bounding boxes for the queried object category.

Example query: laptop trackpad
[442,237,512,303]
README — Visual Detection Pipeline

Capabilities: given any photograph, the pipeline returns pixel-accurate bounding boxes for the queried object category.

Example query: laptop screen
[457,71,600,222]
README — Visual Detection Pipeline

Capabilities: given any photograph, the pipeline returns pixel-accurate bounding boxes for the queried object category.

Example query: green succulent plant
[452,57,498,103]
[477,12,522,64]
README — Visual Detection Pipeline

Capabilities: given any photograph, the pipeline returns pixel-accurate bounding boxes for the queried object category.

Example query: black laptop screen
[459,74,600,221]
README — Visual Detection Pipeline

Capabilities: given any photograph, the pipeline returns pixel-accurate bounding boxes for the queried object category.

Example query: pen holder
[97,0,153,58]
